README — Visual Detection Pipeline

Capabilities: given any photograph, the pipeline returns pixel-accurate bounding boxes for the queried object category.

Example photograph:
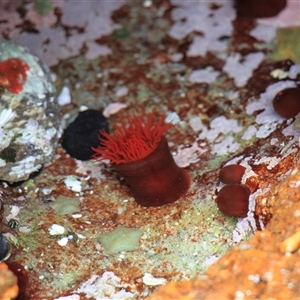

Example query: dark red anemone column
[235,0,287,18]
[92,112,191,207]
[113,137,190,207]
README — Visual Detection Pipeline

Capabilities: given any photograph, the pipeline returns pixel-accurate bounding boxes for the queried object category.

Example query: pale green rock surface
[98,225,143,254]
[50,196,81,215]
[271,27,300,63]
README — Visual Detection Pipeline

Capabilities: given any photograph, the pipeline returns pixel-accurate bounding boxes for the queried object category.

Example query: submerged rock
[0,39,60,182]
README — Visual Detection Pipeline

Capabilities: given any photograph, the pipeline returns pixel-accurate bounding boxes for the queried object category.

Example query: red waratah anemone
[92,112,190,207]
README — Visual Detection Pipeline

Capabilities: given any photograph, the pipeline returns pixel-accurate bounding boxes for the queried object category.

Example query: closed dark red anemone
[273,87,300,119]
[216,184,250,218]
[235,0,287,18]
[92,112,190,207]
[219,164,246,184]
[7,261,28,297]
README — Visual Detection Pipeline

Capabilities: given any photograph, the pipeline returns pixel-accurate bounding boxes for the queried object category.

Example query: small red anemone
[92,112,190,207]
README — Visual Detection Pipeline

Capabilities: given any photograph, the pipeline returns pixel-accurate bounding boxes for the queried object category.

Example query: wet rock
[0,39,60,183]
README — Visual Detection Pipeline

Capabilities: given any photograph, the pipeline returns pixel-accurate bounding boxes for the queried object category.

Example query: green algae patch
[50,196,80,215]
[112,28,130,39]
[271,27,300,63]
[98,225,143,254]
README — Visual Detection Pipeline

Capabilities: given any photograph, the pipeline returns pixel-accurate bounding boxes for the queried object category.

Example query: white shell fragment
[58,86,71,106]
[49,224,65,235]
[9,205,20,217]
[72,213,83,219]
[165,111,180,125]
[57,237,69,247]
[0,108,15,127]
[19,226,31,233]
[64,175,82,193]
[6,205,21,222]
[102,102,128,118]
[54,295,80,300]
[280,229,300,253]
[142,273,167,286]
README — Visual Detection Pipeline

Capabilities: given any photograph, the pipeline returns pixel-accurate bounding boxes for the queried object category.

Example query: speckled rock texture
[0,39,60,183]
[149,151,300,300]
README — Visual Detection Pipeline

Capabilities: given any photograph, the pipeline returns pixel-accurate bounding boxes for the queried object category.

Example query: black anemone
[62,109,109,160]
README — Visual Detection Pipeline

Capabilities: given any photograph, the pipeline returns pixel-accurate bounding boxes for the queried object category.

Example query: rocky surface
[0,1,300,299]
[0,39,61,183]
[149,151,300,299]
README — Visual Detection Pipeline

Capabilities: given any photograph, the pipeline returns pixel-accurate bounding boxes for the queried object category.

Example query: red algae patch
[0,58,29,94]
[216,184,250,218]
[219,164,246,184]
[272,87,300,119]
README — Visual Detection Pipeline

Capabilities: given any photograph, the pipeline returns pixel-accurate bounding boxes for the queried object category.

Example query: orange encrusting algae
[92,112,173,164]
[92,112,190,207]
